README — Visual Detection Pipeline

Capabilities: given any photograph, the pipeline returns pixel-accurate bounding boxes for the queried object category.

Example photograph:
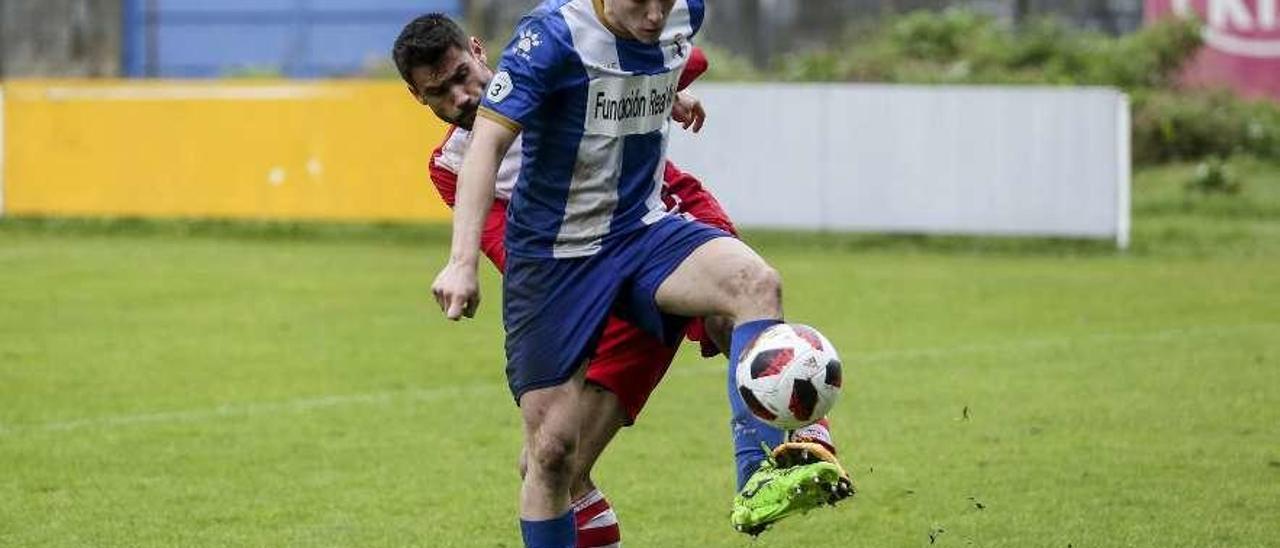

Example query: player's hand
[672,91,705,133]
[431,259,480,321]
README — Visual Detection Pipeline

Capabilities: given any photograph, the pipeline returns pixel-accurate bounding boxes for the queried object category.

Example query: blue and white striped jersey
[477,0,705,259]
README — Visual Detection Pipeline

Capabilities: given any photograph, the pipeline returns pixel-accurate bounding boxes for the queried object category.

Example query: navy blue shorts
[502,216,729,401]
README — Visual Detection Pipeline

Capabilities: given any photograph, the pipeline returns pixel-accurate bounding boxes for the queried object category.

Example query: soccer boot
[730,451,853,536]
[771,441,855,501]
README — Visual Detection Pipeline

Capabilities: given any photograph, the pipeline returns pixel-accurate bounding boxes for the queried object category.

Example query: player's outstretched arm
[431,115,518,320]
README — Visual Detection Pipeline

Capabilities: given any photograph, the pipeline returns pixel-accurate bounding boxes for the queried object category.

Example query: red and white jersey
[429,126,522,206]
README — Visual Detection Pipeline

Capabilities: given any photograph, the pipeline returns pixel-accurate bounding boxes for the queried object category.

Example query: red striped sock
[571,489,621,548]
[791,417,837,453]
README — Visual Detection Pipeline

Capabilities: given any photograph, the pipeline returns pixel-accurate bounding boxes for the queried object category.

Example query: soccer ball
[735,323,843,430]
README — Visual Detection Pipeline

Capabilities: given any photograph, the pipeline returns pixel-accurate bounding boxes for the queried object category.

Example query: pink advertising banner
[1145,0,1280,100]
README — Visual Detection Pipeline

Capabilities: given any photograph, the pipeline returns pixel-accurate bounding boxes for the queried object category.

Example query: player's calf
[701,315,733,357]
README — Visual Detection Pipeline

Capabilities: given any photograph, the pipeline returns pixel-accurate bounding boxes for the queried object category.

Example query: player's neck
[592,0,639,41]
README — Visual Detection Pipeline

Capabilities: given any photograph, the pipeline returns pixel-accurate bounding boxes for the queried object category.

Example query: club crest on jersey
[515,29,542,60]
[487,71,514,103]
[672,34,688,59]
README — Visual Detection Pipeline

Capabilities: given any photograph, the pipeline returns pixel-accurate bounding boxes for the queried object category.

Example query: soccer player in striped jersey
[397,5,851,546]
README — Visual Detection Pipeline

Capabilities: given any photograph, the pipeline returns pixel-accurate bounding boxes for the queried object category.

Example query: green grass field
[2,163,1278,547]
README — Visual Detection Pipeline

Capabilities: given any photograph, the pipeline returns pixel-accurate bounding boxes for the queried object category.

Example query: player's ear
[405,84,421,104]
[470,36,487,64]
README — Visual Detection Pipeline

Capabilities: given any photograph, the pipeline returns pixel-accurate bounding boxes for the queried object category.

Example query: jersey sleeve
[478,200,510,273]
[687,0,706,37]
[427,130,509,273]
[478,16,564,132]
[678,47,708,91]
[428,146,459,208]
[428,157,510,273]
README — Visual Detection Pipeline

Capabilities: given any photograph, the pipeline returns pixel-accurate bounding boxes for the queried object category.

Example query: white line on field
[2,322,1274,437]
[3,384,498,436]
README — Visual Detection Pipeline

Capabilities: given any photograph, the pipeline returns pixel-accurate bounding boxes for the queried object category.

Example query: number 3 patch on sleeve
[487,72,514,103]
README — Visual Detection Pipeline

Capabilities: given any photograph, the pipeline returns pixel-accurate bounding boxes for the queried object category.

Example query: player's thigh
[653,236,775,318]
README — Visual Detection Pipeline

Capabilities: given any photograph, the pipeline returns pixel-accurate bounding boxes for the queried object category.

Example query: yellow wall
[2,79,453,221]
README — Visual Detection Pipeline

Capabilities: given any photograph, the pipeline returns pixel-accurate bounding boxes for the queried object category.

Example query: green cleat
[730,456,852,536]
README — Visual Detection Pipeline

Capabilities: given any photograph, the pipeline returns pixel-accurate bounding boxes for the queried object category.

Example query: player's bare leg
[570,384,627,499]
[569,386,628,547]
[517,383,627,548]
[701,315,733,357]
[654,237,782,322]
[518,363,589,522]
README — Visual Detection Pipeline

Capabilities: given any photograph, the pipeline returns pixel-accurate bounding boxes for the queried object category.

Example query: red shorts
[479,161,737,424]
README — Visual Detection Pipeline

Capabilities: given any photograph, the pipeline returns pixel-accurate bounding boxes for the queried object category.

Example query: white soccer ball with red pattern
[735,323,843,430]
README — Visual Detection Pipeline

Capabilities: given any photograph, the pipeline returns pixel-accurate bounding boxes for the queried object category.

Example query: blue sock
[519,511,575,548]
[728,319,788,490]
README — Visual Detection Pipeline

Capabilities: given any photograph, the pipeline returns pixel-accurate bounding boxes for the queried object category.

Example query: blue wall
[122,0,462,78]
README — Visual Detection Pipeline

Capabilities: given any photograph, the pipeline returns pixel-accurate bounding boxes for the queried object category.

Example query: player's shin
[728,319,787,489]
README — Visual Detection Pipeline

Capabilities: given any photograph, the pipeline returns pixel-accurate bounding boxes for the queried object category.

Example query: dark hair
[392,13,469,86]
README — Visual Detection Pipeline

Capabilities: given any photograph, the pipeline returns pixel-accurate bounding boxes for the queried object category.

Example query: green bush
[793,11,1204,89]
[888,9,991,62]
[1186,156,1242,194]
[1132,91,1280,164]
[704,10,1279,165]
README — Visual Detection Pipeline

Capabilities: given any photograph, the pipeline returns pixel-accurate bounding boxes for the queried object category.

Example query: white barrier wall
[667,84,1130,248]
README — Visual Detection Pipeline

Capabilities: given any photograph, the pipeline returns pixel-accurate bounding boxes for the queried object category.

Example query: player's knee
[529,429,577,479]
[518,447,529,480]
[728,261,782,314]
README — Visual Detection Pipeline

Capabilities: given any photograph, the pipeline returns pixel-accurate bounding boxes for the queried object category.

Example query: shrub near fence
[702,11,1280,165]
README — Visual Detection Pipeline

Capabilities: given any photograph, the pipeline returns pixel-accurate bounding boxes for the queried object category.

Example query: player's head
[392,13,491,129]
[602,0,677,44]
